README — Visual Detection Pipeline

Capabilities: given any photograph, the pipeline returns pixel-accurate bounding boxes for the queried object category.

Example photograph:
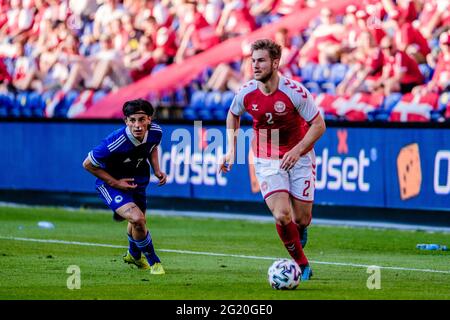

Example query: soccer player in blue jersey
[83,99,167,275]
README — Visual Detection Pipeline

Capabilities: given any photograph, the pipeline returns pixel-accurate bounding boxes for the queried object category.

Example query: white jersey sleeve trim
[278,76,319,122]
[229,80,257,116]
[88,151,102,168]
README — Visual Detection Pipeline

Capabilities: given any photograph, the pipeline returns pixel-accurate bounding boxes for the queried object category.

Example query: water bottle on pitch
[416,244,448,251]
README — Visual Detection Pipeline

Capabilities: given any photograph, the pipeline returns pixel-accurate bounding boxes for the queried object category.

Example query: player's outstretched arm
[82,156,137,190]
[219,111,241,173]
[149,146,167,186]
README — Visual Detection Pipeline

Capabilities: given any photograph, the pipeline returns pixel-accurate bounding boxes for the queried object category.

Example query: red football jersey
[384,50,424,85]
[230,76,320,159]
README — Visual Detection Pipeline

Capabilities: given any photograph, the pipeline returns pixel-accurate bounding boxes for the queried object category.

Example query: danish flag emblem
[274,101,286,113]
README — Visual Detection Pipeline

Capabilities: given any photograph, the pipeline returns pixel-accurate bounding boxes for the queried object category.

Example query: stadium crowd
[0,0,448,121]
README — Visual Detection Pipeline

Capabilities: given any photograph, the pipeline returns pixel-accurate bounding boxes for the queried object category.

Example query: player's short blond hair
[251,39,282,61]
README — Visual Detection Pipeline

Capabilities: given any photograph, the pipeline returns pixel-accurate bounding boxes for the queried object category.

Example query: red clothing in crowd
[225,0,256,35]
[393,0,417,23]
[384,50,424,85]
[396,22,431,57]
[302,33,340,63]
[419,1,450,31]
[363,48,384,81]
[431,52,450,91]
[156,27,178,58]
[0,57,11,83]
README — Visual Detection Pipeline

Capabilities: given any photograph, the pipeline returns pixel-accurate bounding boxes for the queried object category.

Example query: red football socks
[276,221,309,266]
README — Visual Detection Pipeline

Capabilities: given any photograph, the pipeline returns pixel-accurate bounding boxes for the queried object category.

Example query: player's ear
[273,58,280,69]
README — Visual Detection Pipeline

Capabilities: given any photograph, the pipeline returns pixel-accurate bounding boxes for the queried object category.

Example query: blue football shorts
[96,184,147,221]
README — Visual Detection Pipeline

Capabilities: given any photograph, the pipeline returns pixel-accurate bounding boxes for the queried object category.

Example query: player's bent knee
[129,213,146,229]
[292,200,313,226]
[274,209,292,226]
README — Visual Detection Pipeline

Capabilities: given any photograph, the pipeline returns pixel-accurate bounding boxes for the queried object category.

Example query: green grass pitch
[0,205,449,300]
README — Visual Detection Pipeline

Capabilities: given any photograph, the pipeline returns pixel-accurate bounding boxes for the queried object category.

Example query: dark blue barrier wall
[0,121,449,211]
[313,127,449,211]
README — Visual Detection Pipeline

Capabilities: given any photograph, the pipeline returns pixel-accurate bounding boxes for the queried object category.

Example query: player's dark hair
[123,99,154,117]
[251,39,282,61]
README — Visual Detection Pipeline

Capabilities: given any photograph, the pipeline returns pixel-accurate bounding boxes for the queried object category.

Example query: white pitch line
[1,236,449,275]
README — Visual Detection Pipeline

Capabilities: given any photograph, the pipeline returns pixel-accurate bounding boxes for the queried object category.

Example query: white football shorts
[254,149,316,202]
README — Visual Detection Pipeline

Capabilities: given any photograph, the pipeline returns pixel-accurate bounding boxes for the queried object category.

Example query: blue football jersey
[88,123,162,189]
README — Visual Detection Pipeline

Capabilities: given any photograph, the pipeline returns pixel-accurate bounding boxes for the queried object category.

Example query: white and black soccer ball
[268,259,301,290]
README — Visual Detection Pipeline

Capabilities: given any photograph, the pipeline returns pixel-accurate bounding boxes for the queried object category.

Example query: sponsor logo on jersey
[114,195,123,203]
[123,158,132,163]
[274,101,286,113]
[252,104,259,111]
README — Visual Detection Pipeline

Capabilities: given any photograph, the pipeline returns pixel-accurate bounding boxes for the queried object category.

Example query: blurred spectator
[134,0,172,31]
[0,55,12,92]
[201,0,222,27]
[109,15,138,52]
[69,0,98,18]
[215,0,256,40]
[381,0,417,24]
[38,39,72,92]
[0,0,448,121]
[250,0,305,26]
[272,0,305,16]
[372,35,424,95]
[413,31,450,95]
[125,35,156,82]
[175,0,219,62]
[85,34,131,90]
[12,39,40,91]
[355,9,386,46]
[342,5,358,50]
[3,0,35,38]
[249,0,278,26]
[274,27,299,78]
[388,10,431,64]
[153,25,178,65]
[418,0,450,40]
[133,0,156,31]
[56,34,130,93]
[204,41,252,92]
[298,7,345,65]
[93,0,127,41]
[337,31,383,95]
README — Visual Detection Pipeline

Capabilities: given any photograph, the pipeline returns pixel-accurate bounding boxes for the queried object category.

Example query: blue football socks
[127,234,141,260]
[135,231,161,266]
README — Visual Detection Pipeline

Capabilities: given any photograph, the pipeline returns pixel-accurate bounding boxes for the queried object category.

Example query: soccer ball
[267,259,301,290]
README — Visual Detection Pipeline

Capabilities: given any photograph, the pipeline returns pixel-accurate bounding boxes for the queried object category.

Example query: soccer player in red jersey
[219,39,326,280]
